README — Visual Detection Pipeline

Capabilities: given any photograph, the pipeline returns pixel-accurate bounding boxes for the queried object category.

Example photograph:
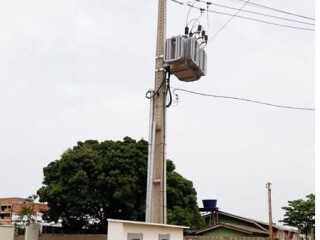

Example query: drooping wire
[145,71,167,99]
[190,8,205,32]
[172,88,315,111]
[187,18,201,27]
[186,0,198,26]
[165,69,173,108]
[145,67,174,108]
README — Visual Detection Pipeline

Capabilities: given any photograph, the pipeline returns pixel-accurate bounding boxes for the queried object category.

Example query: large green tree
[37,137,203,233]
[280,194,315,239]
[166,160,203,230]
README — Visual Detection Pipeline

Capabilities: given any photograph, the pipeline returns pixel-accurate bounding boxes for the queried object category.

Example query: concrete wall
[40,235,106,240]
[0,225,14,240]
[14,235,107,240]
[185,237,268,240]
[25,224,40,240]
[13,235,269,240]
[24,233,263,240]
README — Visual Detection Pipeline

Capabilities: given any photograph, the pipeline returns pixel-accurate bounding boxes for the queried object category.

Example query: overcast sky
[0,0,315,226]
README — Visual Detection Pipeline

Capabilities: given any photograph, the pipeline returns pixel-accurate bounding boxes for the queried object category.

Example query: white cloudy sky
[0,0,315,225]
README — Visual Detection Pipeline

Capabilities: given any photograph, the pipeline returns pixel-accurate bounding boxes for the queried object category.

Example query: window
[159,234,170,240]
[128,233,143,240]
[0,213,11,220]
[1,204,12,212]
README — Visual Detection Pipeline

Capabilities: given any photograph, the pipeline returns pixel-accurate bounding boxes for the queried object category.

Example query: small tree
[18,194,38,227]
[280,194,315,239]
[18,205,35,226]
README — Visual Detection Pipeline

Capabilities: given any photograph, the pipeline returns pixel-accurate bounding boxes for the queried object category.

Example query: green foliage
[18,205,35,226]
[280,194,315,239]
[18,195,38,226]
[167,160,204,229]
[38,137,203,233]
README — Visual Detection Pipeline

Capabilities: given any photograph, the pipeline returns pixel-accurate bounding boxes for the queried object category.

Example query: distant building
[0,197,48,225]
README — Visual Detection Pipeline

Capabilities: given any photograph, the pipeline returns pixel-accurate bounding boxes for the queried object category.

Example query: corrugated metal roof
[196,222,269,235]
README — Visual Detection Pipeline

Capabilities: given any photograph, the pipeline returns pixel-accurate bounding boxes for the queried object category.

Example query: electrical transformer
[164,35,207,82]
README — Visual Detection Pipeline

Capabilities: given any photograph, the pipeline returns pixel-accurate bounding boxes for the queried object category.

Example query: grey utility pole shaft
[145,0,167,224]
[266,182,273,240]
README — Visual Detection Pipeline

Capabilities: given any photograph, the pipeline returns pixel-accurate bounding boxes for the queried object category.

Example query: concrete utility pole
[266,182,273,240]
[145,0,167,224]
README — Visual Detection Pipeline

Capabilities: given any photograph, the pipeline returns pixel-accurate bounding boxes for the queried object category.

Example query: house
[196,205,300,240]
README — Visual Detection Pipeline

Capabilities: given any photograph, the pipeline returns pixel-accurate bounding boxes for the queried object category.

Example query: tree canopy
[37,137,203,233]
[280,194,315,239]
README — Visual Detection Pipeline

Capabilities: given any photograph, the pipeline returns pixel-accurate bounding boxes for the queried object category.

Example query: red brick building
[0,197,48,225]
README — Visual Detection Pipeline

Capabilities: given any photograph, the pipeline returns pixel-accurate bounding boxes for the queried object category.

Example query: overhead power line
[197,0,314,26]
[230,0,315,20]
[171,0,183,4]
[172,88,315,111]
[188,4,315,31]
[207,0,250,42]
[169,0,315,31]
[197,0,315,21]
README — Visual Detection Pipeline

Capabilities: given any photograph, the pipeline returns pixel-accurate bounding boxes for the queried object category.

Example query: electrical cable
[145,68,173,108]
[170,0,315,31]
[196,0,314,26]
[230,0,315,21]
[190,10,205,32]
[186,0,198,26]
[145,71,167,99]
[166,70,173,108]
[187,18,201,27]
[196,0,315,21]
[172,88,315,111]
[170,0,184,5]
[188,4,315,31]
[206,0,250,43]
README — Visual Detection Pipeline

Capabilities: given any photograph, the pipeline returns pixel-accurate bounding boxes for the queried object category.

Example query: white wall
[0,225,14,240]
[108,219,187,240]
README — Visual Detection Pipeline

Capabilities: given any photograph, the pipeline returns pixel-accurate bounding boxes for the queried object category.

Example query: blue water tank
[202,199,217,209]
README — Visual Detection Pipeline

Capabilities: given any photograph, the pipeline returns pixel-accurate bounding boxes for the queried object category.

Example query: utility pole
[266,182,273,240]
[145,0,167,224]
